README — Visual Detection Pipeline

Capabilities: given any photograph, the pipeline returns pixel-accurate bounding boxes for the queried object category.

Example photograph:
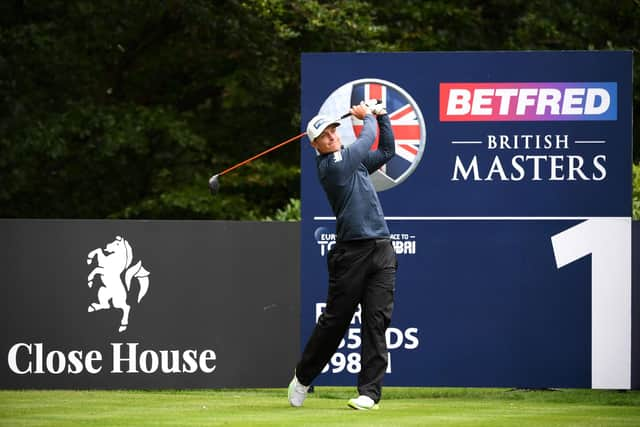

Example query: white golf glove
[365,99,387,115]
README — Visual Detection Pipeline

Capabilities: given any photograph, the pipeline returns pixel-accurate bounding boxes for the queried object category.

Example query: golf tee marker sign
[300,51,634,389]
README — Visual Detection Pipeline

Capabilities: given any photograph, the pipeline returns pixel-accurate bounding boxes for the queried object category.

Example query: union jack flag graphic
[350,81,425,187]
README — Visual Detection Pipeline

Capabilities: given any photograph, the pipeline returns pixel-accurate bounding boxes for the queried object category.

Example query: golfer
[289,101,397,410]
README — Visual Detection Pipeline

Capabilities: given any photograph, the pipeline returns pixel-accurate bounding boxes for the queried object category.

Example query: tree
[633,163,640,219]
[378,0,639,160]
[1,0,637,219]
[0,0,390,219]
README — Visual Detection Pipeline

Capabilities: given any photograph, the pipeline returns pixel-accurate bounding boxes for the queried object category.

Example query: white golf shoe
[287,374,309,407]
[348,395,379,410]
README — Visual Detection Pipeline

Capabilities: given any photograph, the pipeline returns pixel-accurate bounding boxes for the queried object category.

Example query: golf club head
[208,174,220,195]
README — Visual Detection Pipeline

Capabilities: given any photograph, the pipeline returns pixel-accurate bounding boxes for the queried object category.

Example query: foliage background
[633,163,640,219]
[1,0,638,220]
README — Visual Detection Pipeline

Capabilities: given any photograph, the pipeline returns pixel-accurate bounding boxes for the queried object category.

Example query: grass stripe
[1,387,639,426]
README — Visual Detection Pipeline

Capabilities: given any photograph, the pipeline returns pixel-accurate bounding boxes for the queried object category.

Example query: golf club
[208,100,382,194]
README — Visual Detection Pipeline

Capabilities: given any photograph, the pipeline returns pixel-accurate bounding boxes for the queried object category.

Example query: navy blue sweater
[316,114,395,242]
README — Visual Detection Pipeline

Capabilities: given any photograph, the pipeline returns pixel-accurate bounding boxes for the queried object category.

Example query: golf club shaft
[217,131,307,177]
[215,111,352,177]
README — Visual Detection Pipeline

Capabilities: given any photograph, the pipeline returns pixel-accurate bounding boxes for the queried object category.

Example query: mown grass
[1,387,640,426]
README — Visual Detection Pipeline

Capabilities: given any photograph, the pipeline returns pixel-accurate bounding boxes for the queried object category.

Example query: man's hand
[350,101,371,120]
[371,104,387,115]
[365,99,387,115]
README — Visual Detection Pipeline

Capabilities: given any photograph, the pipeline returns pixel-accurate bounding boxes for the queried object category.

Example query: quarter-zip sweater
[316,114,395,242]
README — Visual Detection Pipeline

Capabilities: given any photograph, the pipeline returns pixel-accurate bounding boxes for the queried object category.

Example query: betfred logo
[440,82,617,121]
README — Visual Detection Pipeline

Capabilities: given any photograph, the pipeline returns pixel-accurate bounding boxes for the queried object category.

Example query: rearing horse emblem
[87,236,150,332]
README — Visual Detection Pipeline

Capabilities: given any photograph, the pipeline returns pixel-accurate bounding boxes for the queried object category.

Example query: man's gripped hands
[350,100,387,120]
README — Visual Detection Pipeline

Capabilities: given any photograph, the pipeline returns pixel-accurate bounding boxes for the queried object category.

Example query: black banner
[1,220,299,389]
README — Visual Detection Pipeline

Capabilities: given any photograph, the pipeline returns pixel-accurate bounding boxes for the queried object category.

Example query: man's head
[306,114,341,155]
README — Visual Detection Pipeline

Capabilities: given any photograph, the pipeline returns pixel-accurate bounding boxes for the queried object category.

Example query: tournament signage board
[1,220,299,389]
[300,51,634,389]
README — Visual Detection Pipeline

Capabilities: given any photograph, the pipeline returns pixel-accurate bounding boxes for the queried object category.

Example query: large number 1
[551,218,631,389]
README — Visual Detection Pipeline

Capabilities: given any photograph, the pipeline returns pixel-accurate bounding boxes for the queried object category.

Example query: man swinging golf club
[288,100,398,410]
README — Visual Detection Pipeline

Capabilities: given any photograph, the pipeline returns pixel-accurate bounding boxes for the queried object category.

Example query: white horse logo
[86,236,150,332]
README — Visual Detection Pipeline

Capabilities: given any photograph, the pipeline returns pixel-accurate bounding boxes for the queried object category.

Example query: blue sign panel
[300,51,633,389]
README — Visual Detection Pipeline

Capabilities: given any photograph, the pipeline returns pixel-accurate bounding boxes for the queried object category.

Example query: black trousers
[296,238,397,403]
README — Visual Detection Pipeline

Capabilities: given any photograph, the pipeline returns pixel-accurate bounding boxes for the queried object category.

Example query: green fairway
[1,387,640,426]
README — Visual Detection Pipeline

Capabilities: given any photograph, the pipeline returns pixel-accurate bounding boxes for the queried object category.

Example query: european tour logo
[439,82,617,183]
